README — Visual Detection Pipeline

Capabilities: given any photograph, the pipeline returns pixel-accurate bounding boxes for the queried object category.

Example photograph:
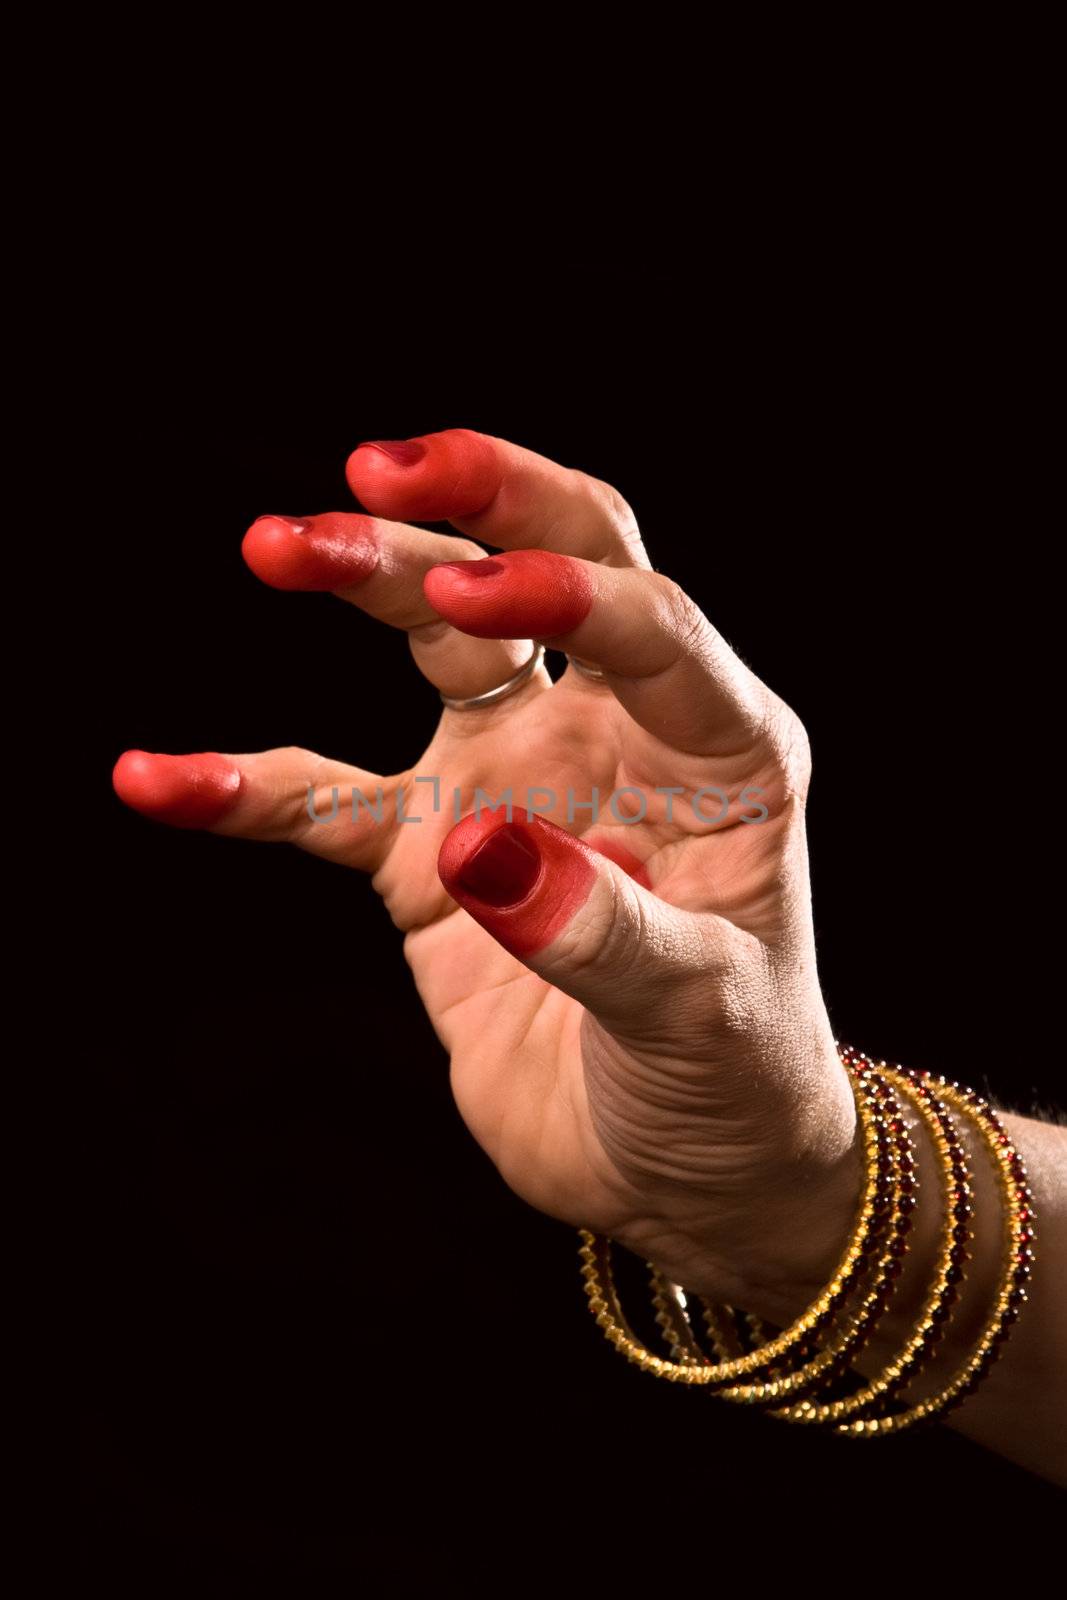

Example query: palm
[372,665,798,1238]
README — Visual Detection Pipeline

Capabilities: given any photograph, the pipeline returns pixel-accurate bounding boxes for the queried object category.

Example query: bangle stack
[577,1043,1037,1436]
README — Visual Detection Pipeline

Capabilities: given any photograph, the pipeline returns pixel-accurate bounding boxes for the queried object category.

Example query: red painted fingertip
[438,805,598,957]
[112,750,242,829]
[345,428,502,521]
[242,513,379,591]
[423,549,595,639]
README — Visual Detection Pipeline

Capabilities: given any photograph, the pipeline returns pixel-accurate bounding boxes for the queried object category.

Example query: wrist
[727,1030,867,1319]
[727,1100,868,1329]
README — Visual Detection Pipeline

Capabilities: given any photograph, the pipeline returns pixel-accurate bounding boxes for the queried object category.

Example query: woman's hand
[113,428,861,1310]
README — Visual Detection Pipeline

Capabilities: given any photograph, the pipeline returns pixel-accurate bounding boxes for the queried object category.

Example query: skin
[112,427,1067,1488]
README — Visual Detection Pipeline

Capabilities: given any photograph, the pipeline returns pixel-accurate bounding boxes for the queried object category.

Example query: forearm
[737,1096,1067,1487]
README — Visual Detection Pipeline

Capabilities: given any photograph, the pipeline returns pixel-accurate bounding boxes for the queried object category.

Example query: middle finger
[346,428,652,570]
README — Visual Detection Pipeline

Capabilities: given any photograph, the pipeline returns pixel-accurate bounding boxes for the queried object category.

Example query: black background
[80,268,1065,1586]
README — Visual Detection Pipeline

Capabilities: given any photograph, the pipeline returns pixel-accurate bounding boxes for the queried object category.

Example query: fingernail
[357,439,428,466]
[457,823,542,907]
[435,558,505,580]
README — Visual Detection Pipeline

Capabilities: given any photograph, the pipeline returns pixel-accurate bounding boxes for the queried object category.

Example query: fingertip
[241,513,378,592]
[346,428,502,520]
[241,515,315,590]
[112,750,242,829]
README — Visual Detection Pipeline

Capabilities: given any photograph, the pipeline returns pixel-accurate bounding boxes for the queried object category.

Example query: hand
[112,428,861,1309]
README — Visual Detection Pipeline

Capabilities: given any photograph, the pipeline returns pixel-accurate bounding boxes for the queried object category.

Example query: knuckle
[648,573,713,661]
[281,749,336,833]
[572,470,645,553]
[760,697,813,795]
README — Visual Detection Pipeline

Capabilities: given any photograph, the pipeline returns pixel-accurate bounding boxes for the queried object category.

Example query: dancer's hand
[113,429,859,1308]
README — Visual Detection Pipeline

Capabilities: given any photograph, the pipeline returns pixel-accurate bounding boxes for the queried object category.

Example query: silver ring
[565,653,607,682]
[439,643,546,711]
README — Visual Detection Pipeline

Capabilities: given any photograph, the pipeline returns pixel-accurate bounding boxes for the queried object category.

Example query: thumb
[437,805,716,1045]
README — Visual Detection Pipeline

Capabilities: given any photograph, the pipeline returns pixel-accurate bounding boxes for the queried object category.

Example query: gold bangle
[705,1057,971,1419]
[828,1050,1036,1435]
[577,1044,1037,1435]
